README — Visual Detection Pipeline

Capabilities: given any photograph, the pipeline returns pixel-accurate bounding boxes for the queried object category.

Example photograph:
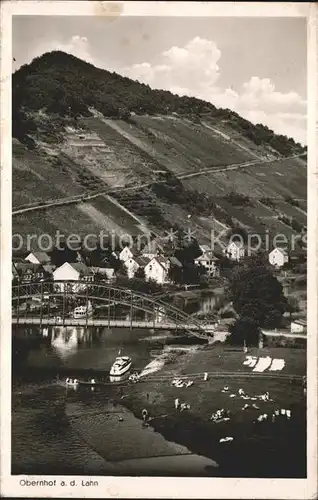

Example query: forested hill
[13,50,305,156]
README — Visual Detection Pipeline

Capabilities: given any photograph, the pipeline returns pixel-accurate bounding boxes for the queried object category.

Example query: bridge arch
[12,280,208,337]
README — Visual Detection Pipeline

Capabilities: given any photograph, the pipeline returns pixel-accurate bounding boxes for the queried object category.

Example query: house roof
[195,251,218,262]
[228,240,244,248]
[42,264,56,274]
[120,245,138,256]
[169,256,183,268]
[153,256,169,270]
[271,247,289,256]
[292,318,307,327]
[15,262,43,273]
[26,251,51,263]
[71,263,93,275]
[53,262,93,276]
[135,256,151,267]
[199,244,211,253]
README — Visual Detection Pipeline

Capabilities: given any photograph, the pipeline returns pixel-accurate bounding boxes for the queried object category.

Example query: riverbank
[112,344,306,477]
[11,330,306,478]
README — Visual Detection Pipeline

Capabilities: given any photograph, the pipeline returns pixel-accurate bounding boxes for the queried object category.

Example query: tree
[180,263,203,285]
[87,243,112,267]
[227,258,287,328]
[49,241,79,266]
[175,238,202,265]
[168,264,183,284]
[229,317,259,346]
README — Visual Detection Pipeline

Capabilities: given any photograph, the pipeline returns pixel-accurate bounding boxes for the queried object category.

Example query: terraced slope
[12,51,307,251]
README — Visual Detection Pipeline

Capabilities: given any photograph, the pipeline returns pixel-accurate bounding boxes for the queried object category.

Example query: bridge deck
[11,317,214,336]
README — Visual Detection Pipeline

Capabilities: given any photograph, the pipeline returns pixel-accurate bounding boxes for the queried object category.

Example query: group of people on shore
[65,378,79,386]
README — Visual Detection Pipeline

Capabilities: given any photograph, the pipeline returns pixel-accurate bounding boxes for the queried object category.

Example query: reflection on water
[199,294,218,314]
[13,325,170,374]
[51,327,79,359]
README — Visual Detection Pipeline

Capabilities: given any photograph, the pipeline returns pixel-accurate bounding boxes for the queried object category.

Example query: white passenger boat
[73,301,93,319]
[110,351,132,377]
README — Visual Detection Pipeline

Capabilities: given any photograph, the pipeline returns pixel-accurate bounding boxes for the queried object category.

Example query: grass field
[112,344,306,477]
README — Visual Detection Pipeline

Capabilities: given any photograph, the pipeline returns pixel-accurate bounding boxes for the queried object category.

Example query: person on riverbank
[142,408,148,422]
[174,398,180,410]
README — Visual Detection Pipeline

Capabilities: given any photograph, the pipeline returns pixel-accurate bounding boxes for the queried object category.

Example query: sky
[13,15,307,145]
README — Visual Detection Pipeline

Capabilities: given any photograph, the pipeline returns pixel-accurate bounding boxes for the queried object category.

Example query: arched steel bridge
[12,281,214,339]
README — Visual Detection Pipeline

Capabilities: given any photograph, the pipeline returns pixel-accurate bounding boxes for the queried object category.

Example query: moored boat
[73,301,94,319]
[110,351,132,377]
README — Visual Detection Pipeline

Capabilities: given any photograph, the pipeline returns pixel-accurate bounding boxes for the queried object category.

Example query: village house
[123,257,140,279]
[25,251,51,265]
[290,318,307,334]
[118,245,138,262]
[14,263,48,282]
[269,247,289,268]
[144,256,170,284]
[194,250,220,277]
[224,241,245,261]
[53,262,94,291]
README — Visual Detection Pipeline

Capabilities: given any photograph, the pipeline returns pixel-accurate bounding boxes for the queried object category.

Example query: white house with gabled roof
[269,247,289,268]
[119,245,137,262]
[123,257,140,279]
[195,251,220,277]
[144,256,170,284]
[224,241,245,261]
[53,262,94,291]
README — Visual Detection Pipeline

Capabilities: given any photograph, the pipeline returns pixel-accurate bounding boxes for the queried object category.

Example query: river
[12,325,218,476]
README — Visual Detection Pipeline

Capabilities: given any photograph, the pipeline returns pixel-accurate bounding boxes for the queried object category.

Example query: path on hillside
[12,152,307,216]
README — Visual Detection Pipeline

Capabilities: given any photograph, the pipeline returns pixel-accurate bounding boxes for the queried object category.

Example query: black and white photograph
[1,1,317,498]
